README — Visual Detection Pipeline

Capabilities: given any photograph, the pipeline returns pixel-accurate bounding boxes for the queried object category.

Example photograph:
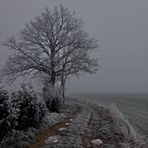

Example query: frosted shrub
[0,87,47,146]
[0,90,17,142]
[48,96,61,113]
[13,90,46,130]
[43,85,62,113]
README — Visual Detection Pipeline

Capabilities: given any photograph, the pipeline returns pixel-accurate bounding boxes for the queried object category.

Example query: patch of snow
[58,127,66,131]
[65,122,70,125]
[44,135,60,145]
[53,139,59,143]
[91,139,103,146]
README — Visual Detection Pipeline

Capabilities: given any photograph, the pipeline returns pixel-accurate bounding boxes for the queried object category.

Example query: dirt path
[81,114,95,148]
[29,110,79,148]
[81,104,126,148]
[29,101,126,148]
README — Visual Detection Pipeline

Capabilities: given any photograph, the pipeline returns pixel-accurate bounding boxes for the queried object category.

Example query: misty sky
[0,0,148,93]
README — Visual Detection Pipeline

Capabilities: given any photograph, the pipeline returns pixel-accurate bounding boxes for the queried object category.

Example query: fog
[0,0,148,93]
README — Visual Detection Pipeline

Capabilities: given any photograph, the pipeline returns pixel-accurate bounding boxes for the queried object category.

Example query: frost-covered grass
[0,111,67,148]
[109,104,147,148]
[0,85,69,148]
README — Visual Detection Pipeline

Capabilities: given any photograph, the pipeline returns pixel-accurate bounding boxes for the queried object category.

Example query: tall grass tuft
[109,104,147,148]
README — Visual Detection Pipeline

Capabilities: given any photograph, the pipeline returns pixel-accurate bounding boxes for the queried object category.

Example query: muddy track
[29,100,127,148]
[81,113,94,148]
[81,104,126,148]
[29,104,81,148]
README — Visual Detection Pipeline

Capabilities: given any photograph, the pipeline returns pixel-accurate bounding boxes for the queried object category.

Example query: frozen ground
[0,98,147,148]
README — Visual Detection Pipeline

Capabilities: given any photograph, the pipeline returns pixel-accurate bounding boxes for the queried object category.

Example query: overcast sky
[0,0,148,93]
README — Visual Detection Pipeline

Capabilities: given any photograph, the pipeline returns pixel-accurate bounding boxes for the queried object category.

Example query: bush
[0,85,47,144]
[0,87,47,145]
[0,90,16,142]
[13,89,46,130]
[46,96,61,113]
[43,86,62,113]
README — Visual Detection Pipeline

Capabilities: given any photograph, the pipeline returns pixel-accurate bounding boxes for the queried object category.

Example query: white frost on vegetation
[109,104,147,148]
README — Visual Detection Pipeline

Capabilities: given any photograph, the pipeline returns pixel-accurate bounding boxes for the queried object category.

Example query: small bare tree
[1,5,98,93]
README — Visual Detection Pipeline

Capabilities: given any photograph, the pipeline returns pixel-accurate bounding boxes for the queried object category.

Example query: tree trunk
[50,71,56,87]
[50,49,56,87]
[62,86,65,99]
[61,76,67,103]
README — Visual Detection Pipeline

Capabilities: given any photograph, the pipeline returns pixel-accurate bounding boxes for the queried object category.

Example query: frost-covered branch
[1,5,99,91]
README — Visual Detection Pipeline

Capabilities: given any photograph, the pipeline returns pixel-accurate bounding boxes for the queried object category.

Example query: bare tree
[1,5,98,90]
